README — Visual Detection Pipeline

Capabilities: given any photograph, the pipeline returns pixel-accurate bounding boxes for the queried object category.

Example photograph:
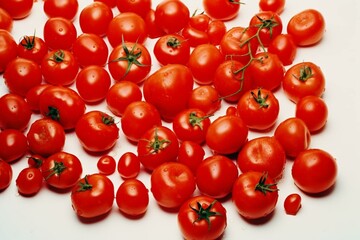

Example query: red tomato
[39,86,85,130]
[41,151,83,190]
[259,0,285,14]
[153,34,190,66]
[0,0,33,19]
[75,65,111,103]
[95,0,116,8]
[108,41,151,84]
[178,195,227,240]
[0,8,13,32]
[26,118,66,157]
[287,9,325,46]
[0,129,28,163]
[274,117,311,158]
[117,152,140,179]
[106,81,142,117]
[79,1,113,37]
[188,85,222,116]
[236,88,279,131]
[107,12,147,47]
[282,61,325,103]
[121,101,162,143]
[0,29,17,73]
[155,0,190,34]
[137,126,179,171]
[27,154,45,168]
[295,96,328,133]
[172,108,211,145]
[268,33,297,66]
[3,57,42,97]
[116,0,151,19]
[43,17,77,50]
[284,193,302,215]
[151,162,196,209]
[0,160,12,191]
[292,149,337,194]
[75,111,119,152]
[16,167,43,196]
[177,141,205,175]
[203,0,241,21]
[196,155,238,199]
[0,93,32,131]
[237,136,286,180]
[206,113,248,155]
[143,64,194,122]
[188,44,224,85]
[144,9,165,39]
[25,84,52,112]
[97,155,116,175]
[43,0,79,20]
[72,33,108,67]
[17,35,48,65]
[71,174,115,218]
[232,171,278,219]
[41,49,79,86]
[116,179,149,216]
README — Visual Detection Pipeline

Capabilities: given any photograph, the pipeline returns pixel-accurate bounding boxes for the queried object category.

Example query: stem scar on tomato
[166,37,183,48]
[101,114,115,125]
[77,175,93,192]
[190,200,223,230]
[189,112,212,130]
[20,31,36,50]
[46,106,60,121]
[251,88,269,108]
[255,172,278,194]
[49,50,66,63]
[293,65,314,81]
[144,128,171,155]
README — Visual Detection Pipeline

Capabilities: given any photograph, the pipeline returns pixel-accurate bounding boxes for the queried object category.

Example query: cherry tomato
[287,9,325,46]
[178,195,227,240]
[188,85,222,115]
[0,160,12,191]
[203,0,241,21]
[155,0,190,34]
[116,0,151,19]
[284,193,302,215]
[43,17,77,50]
[0,29,17,73]
[153,34,190,66]
[25,84,52,112]
[43,0,79,20]
[151,162,196,209]
[17,34,48,65]
[95,0,116,8]
[97,155,116,175]
[27,154,45,168]
[292,149,337,194]
[268,33,297,66]
[144,9,165,39]
[0,0,33,19]
[16,167,43,196]
[259,0,285,14]
[196,155,238,199]
[117,152,140,179]
[0,93,32,131]
[177,141,205,175]
[0,129,28,163]
[0,8,13,32]
[116,179,149,216]
[71,174,115,218]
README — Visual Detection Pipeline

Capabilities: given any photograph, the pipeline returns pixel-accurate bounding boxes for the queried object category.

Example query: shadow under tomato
[76,210,112,224]
[240,210,276,225]
[117,208,148,220]
[44,183,73,194]
[300,182,337,198]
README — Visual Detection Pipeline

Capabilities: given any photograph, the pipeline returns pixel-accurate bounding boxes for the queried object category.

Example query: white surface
[1,0,360,239]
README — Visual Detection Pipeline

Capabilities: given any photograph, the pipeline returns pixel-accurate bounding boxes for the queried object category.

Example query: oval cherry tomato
[259,0,285,14]
[188,85,222,115]
[117,152,140,179]
[268,33,297,66]
[177,141,205,175]
[17,34,48,65]
[43,0,79,20]
[16,167,43,196]
[203,0,241,21]
[43,17,77,50]
[0,129,28,163]
[155,0,190,34]
[97,155,116,175]
[284,193,302,215]
[0,0,33,19]
[0,29,17,73]
[154,34,190,66]
[0,160,12,191]
[116,0,151,19]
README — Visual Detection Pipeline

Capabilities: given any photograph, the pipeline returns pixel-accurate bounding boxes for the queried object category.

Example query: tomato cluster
[0,0,337,239]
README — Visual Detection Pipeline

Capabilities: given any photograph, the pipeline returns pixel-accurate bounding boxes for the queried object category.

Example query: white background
[1,0,360,239]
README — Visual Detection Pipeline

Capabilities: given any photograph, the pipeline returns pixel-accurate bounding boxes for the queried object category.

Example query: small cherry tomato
[0,0,33,19]
[259,0,285,14]
[177,141,205,175]
[0,29,17,73]
[155,0,190,34]
[188,85,221,116]
[17,34,48,65]
[203,0,241,21]
[0,8,13,32]
[43,0,79,20]
[97,155,116,175]
[43,17,77,50]
[117,152,141,179]
[16,167,43,196]
[0,129,28,163]
[0,160,12,191]
[154,34,190,66]
[284,193,302,215]
[268,34,297,66]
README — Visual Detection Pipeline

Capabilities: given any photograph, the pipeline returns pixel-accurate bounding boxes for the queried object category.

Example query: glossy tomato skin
[16,167,43,196]
[236,88,280,131]
[196,155,239,199]
[155,0,190,34]
[203,0,240,21]
[75,111,119,152]
[116,178,149,216]
[71,174,115,219]
[232,171,278,219]
[287,9,325,46]
[0,93,32,131]
[0,0,33,19]
[0,8,13,32]
[178,195,227,240]
[188,85,222,115]
[25,84,52,112]
[43,17,77,50]
[0,129,28,163]
[17,35,48,65]
[237,136,286,181]
[0,30,17,73]
[282,62,325,103]
[259,0,285,14]
[41,151,82,190]
[3,58,42,97]
[144,9,165,39]
[116,0,151,19]
[292,149,337,194]
[151,162,196,209]
[26,118,66,157]
[274,117,311,158]
[154,34,190,66]
[121,101,162,143]
[268,34,297,66]
[137,126,179,171]
[95,0,116,8]
[177,141,205,175]
[117,152,140,179]
[43,0,79,20]
[39,86,86,130]
[0,160,12,191]
[97,155,116,175]
[143,64,194,122]
[79,1,113,37]
[284,193,302,215]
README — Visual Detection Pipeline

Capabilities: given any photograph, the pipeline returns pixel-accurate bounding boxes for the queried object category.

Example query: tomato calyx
[255,172,278,194]
[251,88,269,108]
[229,0,244,5]
[101,114,115,126]
[77,175,93,192]
[189,112,211,130]
[167,37,182,48]
[50,50,66,63]
[46,106,60,121]
[189,200,222,230]
[254,15,279,39]
[20,33,36,50]
[45,161,67,180]
[27,156,43,168]
[147,128,171,154]
[294,65,314,82]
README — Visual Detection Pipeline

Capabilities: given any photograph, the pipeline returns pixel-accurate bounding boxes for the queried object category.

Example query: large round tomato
[71,174,115,219]
[0,129,28,163]
[0,30,17,73]
[292,149,337,194]
[0,0,33,19]
[203,0,240,21]
[143,64,194,122]
[155,0,190,34]
[137,126,179,171]
[75,111,119,152]
[43,0,79,20]
[116,0,151,19]
[268,33,297,66]
[16,167,43,196]
[232,171,278,219]
[178,195,227,240]
[0,160,12,191]
[43,17,77,50]
[153,34,190,66]
[151,162,196,209]
[17,35,48,65]
[196,155,238,199]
